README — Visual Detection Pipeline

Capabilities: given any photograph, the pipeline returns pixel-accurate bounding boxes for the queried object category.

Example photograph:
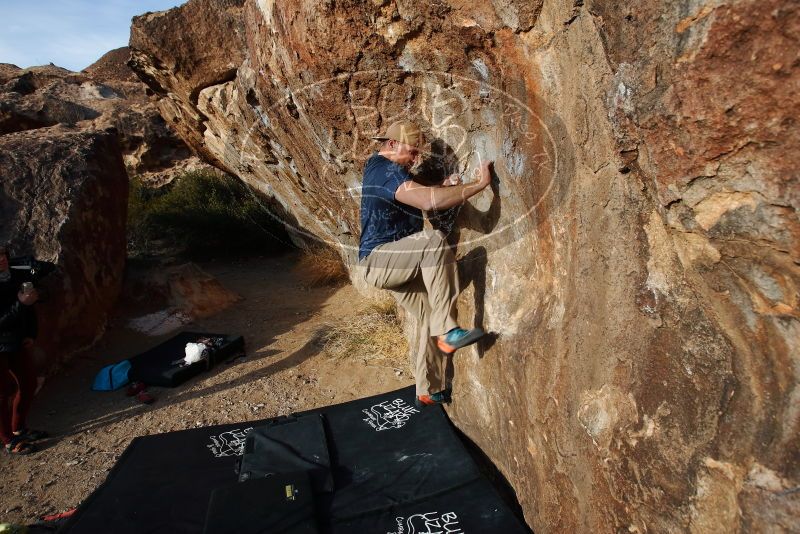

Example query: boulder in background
[0,126,128,364]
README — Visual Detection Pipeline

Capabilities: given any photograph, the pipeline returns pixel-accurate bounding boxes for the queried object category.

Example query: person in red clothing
[0,245,47,455]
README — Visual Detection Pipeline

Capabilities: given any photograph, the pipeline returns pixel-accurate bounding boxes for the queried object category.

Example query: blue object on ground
[92,360,131,391]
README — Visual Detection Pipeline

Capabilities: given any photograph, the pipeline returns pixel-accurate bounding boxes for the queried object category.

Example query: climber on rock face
[358,120,492,408]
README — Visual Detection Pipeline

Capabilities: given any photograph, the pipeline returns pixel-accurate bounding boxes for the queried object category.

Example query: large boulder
[129,0,799,531]
[0,49,209,185]
[0,127,128,363]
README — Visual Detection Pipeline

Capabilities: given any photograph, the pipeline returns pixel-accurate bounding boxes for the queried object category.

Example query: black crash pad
[127,331,244,387]
[204,473,318,534]
[239,414,334,494]
[61,386,530,534]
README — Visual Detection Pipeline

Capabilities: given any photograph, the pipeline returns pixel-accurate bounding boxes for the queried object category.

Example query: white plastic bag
[184,342,208,365]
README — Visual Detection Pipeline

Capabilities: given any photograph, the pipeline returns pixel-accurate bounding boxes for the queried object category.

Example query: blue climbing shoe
[437,327,485,354]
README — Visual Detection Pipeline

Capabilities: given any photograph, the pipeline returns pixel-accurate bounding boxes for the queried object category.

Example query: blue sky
[0,0,187,71]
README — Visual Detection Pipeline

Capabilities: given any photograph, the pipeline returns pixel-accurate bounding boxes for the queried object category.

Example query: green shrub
[128,171,288,258]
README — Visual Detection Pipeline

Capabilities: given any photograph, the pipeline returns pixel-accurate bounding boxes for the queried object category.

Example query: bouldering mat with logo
[60,386,530,533]
[60,420,263,533]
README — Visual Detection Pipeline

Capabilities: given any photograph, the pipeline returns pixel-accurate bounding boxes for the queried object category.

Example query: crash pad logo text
[207,427,253,457]
[389,511,463,534]
[362,399,420,431]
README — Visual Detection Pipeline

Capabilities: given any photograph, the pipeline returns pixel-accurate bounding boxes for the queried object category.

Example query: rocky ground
[0,252,411,525]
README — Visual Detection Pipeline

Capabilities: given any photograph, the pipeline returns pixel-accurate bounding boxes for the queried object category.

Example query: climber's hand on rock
[442,174,462,186]
[477,160,493,189]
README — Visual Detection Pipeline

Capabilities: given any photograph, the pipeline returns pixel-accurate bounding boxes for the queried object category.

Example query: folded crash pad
[127,331,244,387]
[239,414,333,493]
[61,386,530,534]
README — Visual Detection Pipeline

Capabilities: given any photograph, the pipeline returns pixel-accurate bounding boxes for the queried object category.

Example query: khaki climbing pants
[361,229,460,396]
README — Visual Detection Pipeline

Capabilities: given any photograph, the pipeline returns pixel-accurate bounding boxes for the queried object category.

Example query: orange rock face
[165,263,242,320]
[130,0,799,531]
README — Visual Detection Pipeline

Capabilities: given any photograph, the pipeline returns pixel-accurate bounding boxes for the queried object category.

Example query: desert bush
[293,245,350,286]
[319,301,408,368]
[128,171,288,258]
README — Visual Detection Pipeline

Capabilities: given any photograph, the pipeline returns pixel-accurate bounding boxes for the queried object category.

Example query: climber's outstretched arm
[396,161,493,211]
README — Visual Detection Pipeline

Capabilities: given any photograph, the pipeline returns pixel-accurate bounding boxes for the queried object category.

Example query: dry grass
[294,245,350,286]
[318,300,409,368]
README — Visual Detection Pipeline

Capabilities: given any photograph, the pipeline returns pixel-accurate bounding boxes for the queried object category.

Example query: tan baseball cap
[371,120,424,147]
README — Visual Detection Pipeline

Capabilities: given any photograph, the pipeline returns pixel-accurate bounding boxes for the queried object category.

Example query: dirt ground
[0,252,412,525]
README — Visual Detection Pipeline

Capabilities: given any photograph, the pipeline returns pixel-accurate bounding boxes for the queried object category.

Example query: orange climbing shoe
[415,389,452,408]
